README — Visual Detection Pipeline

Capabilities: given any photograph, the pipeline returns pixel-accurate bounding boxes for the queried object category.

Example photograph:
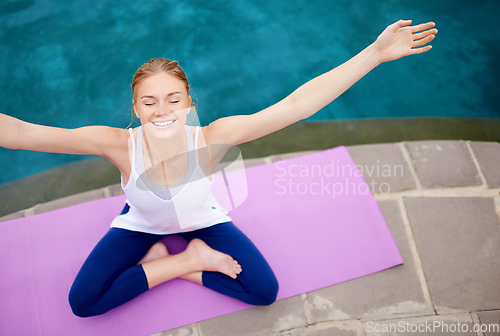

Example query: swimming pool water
[1,0,499,184]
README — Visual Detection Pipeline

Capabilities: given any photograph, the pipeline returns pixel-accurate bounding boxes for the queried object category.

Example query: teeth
[153,120,175,127]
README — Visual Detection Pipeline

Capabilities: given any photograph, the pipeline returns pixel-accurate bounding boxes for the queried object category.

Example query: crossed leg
[162,222,279,306]
[69,222,278,317]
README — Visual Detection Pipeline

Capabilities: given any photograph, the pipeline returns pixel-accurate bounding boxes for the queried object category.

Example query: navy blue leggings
[68,220,279,317]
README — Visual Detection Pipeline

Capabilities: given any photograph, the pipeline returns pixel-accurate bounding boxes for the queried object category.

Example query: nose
[156,103,172,117]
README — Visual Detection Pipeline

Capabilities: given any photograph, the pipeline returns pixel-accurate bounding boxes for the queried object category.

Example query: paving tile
[305,201,430,322]
[469,141,500,188]
[476,310,500,336]
[347,143,417,194]
[363,313,476,336]
[405,141,481,188]
[405,197,500,312]
[198,295,306,336]
[154,323,199,336]
[279,321,364,336]
[33,188,107,215]
[495,196,500,221]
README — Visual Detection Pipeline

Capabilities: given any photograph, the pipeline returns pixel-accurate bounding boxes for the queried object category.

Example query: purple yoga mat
[0,146,403,335]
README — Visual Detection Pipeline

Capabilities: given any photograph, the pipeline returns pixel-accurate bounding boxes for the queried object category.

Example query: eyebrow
[140,92,182,99]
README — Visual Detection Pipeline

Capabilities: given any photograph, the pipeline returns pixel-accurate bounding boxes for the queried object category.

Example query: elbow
[288,96,312,122]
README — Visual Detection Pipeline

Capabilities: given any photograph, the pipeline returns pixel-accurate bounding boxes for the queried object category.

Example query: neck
[143,126,187,165]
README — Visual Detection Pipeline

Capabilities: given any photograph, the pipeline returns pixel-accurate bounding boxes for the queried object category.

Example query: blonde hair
[131,58,190,100]
[129,58,196,126]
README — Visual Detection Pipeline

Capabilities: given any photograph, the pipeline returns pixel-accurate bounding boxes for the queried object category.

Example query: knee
[253,276,279,306]
[68,285,97,318]
[68,295,89,318]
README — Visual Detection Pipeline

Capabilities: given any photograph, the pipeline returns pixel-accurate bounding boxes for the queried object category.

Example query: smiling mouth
[151,119,177,128]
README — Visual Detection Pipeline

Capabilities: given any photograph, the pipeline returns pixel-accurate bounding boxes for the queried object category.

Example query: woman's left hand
[374,20,438,63]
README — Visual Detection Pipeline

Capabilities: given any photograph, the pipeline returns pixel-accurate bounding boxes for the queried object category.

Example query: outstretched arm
[0,113,127,157]
[205,20,437,146]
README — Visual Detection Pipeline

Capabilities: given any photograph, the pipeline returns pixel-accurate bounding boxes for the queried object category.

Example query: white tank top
[110,125,232,234]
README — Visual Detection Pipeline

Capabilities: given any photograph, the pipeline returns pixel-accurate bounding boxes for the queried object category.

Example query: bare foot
[138,242,169,264]
[186,239,242,279]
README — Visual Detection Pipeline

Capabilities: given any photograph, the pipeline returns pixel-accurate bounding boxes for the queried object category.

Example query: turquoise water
[1,0,499,184]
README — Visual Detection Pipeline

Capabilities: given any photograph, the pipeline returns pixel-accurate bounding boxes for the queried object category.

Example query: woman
[0,20,437,317]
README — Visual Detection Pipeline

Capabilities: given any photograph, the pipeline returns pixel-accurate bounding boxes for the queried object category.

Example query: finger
[411,45,432,55]
[410,21,436,33]
[412,28,438,41]
[390,19,412,32]
[413,34,435,48]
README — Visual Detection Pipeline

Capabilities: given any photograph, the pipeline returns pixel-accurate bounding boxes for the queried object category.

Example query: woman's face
[133,72,191,139]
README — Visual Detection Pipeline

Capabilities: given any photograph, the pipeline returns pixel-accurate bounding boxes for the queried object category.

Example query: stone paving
[1,140,499,336]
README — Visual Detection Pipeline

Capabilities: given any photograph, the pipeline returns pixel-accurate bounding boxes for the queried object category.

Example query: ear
[189,96,192,106]
[132,101,139,119]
